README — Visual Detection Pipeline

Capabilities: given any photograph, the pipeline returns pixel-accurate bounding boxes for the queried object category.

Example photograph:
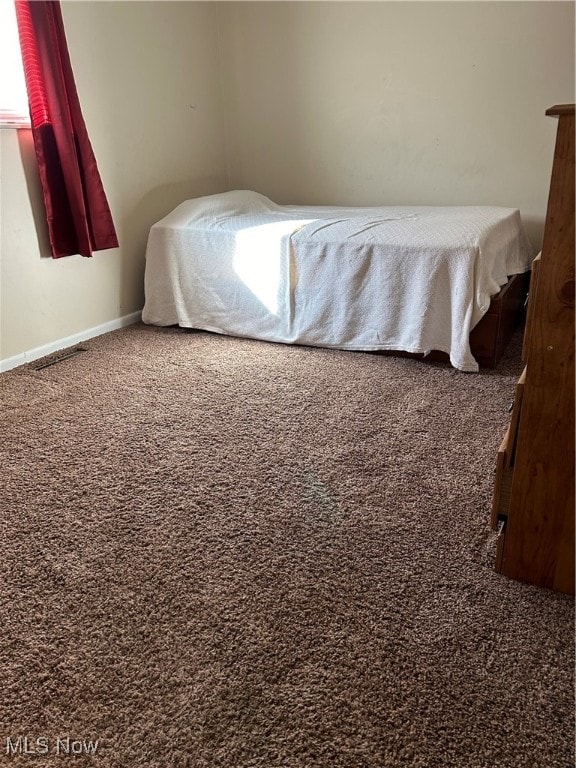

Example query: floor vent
[34,346,88,370]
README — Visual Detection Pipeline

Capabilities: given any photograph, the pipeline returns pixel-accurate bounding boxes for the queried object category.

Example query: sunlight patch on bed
[233,220,313,315]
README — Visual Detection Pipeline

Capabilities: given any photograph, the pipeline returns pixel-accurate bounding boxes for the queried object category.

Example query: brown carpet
[0,324,573,768]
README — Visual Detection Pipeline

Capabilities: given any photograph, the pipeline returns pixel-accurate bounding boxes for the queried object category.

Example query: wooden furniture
[491,104,575,594]
[469,273,530,368]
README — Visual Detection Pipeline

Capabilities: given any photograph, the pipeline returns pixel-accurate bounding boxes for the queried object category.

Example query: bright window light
[0,0,30,128]
[233,220,313,315]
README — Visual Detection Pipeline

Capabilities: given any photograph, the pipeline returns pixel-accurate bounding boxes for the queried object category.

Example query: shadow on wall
[519,215,545,254]
[17,129,51,259]
[120,178,228,312]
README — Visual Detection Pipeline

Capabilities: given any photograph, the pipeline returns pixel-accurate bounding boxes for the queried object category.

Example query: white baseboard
[0,311,142,373]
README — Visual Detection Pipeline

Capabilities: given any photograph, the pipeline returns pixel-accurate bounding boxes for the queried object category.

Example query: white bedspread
[142,190,534,371]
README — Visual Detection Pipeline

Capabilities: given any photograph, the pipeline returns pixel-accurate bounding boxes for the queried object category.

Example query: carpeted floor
[0,324,573,768]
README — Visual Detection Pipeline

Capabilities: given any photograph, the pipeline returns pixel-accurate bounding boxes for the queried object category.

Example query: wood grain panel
[501,107,575,594]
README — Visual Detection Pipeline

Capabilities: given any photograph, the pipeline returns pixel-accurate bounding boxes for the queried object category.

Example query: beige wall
[1,1,575,365]
[1,1,229,364]
[219,1,575,244]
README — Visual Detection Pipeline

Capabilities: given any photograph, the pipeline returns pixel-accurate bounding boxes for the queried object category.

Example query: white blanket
[142,191,534,371]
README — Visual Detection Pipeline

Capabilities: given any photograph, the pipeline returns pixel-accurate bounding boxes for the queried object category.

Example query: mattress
[142,190,534,372]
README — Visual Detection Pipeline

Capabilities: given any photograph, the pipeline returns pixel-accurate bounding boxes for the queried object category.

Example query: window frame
[0,0,31,130]
[0,110,31,130]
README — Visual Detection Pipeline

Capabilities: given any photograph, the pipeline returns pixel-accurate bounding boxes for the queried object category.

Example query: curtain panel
[15,0,118,258]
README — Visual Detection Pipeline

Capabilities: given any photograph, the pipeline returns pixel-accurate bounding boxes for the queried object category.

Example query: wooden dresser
[491,104,575,595]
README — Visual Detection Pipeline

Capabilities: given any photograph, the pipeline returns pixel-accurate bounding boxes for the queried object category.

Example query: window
[0,0,30,128]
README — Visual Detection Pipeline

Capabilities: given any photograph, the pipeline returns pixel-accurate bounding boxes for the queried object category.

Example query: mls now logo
[5,736,49,755]
[55,737,99,755]
[6,735,99,756]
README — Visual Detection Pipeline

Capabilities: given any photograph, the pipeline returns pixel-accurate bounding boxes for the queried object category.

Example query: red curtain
[15,0,118,258]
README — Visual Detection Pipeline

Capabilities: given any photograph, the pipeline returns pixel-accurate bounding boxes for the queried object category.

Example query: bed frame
[144,191,534,372]
[468,271,530,367]
[379,271,530,369]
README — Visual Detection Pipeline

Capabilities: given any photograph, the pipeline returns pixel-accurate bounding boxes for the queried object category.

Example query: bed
[142,190,534,372]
